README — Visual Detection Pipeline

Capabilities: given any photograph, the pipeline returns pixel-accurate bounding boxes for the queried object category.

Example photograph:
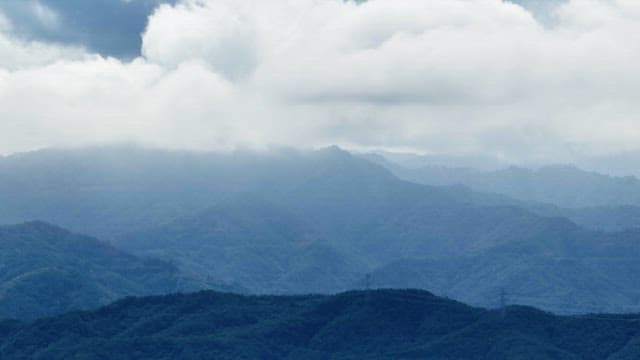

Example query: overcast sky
[1,0,640,172]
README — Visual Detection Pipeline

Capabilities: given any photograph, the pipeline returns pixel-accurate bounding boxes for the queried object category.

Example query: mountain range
[1,146,640,316]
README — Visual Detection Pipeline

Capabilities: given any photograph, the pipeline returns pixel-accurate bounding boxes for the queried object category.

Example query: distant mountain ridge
[1,289,640,359]
[372,154,640,209]
[366,153,640,231]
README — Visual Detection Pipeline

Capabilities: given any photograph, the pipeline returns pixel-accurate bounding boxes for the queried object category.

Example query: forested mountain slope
[368,250,640,314]
[0,222,236,320]
[117,197,366,294]
[1,289,639,359]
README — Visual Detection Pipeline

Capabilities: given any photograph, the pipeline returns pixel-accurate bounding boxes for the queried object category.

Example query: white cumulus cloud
[1,0,640,170]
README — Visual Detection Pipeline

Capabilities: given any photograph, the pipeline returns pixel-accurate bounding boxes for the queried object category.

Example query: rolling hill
[1,289,639,359]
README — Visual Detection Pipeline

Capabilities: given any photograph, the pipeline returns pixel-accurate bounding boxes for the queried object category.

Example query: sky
[1,0,640,173]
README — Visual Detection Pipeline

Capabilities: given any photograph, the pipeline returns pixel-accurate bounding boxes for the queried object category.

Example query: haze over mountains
[367,153,640,232]
[374,156,640,208]
[1,146,640,317]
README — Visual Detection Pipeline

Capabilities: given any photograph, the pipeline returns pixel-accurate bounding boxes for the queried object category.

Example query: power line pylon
[500,288,507,319]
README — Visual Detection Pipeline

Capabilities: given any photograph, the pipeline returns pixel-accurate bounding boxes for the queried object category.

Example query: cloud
[0,27,86,70]
[142,1,259,79]
[1,0,640,170]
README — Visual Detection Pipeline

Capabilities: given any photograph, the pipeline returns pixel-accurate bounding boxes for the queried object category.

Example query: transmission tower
[500,288,508,318]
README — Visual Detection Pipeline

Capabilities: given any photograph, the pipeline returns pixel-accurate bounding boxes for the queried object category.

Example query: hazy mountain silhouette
[373,156,640,209]
[367,153,640,231]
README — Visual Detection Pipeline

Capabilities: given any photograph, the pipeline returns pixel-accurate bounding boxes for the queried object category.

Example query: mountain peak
[316,145,352,158]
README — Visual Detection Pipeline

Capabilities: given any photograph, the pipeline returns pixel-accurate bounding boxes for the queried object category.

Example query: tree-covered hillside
[1,289,639,359]
[368,250,640,314]
[118,196,366,294]
[0,222,238,320]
